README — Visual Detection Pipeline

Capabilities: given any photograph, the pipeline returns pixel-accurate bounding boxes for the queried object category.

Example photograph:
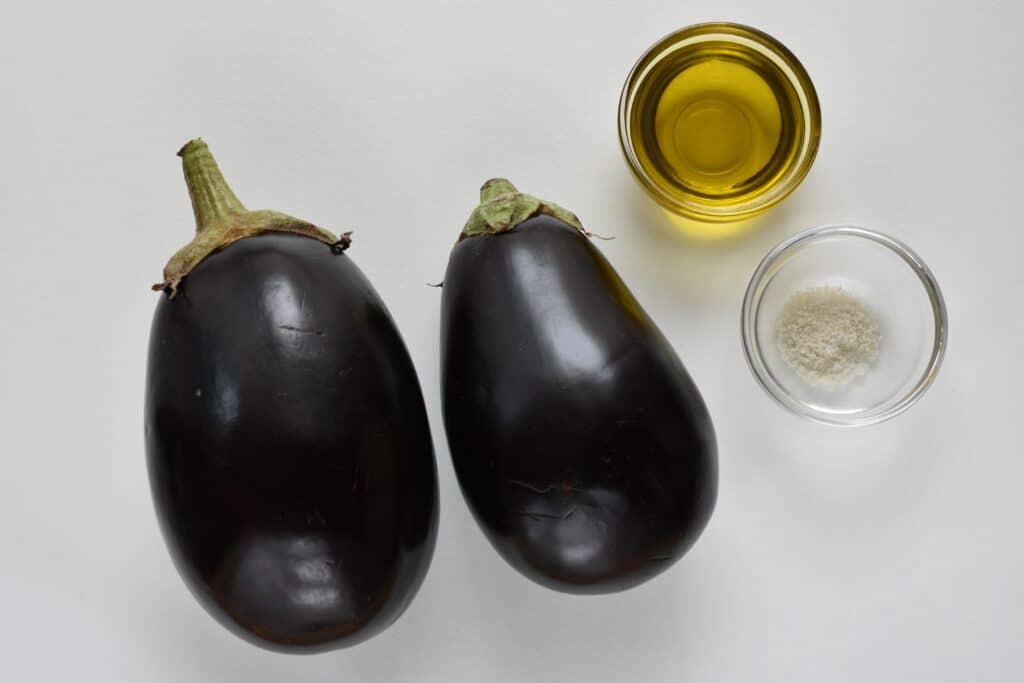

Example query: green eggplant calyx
[461,178,586,240]
[153,139,350,297]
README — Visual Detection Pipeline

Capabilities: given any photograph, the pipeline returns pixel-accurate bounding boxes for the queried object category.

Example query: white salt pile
[776,286,881,388]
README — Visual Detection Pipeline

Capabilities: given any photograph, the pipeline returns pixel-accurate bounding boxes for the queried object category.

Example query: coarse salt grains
[776,286,881,388]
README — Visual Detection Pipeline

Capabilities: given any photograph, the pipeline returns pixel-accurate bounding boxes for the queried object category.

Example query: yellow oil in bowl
[619,23,821,224]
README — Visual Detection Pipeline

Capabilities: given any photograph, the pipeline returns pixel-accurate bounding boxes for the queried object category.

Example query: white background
[2,1,1021,681]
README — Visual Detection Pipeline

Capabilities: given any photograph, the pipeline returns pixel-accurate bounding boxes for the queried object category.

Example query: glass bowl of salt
[741,225,947,426]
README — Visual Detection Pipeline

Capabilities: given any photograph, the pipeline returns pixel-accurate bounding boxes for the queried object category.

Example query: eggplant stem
[153,140,345,297]
[179,139,246,233]
[461,178,589,240]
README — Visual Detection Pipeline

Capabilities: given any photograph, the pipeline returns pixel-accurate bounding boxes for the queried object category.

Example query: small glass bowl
[618,22,822,222]
[741,226,948,426]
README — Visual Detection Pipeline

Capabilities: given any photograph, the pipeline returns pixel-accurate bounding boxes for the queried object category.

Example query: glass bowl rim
[617,21,823,222]
[740,224,949,427]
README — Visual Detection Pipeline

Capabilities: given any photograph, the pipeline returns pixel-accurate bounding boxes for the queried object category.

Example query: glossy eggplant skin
[145,233,438,652]
[441,216,717,594]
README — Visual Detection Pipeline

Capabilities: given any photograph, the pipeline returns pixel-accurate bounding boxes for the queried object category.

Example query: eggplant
[145,140,438,652]
[440,179,717,594]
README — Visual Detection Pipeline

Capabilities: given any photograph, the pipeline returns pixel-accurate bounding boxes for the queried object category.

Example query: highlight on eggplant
[440,179,717,594]
[145,140,439,652]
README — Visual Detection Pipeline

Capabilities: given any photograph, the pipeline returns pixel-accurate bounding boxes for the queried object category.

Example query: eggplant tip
[177,138,206,157]
[480,178,518,202]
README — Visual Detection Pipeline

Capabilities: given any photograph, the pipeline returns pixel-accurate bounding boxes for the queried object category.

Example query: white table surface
[2,1,1021,681]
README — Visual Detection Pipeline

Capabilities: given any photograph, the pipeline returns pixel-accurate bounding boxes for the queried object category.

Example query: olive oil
[648,56,788,197]
[619,24,821,223]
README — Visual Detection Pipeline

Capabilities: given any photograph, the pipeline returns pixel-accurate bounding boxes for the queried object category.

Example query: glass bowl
[618,22,822,222]
[741,226,947,426]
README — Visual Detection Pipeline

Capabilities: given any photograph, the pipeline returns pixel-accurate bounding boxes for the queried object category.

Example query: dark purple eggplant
[440,179,717,594]
[145,140,438,652]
